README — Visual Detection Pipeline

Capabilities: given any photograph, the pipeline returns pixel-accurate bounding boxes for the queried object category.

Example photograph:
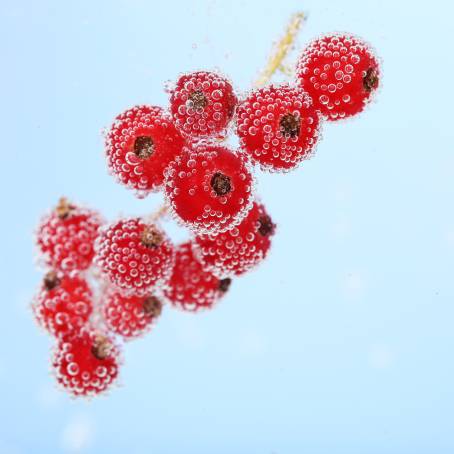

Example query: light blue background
[1,0,454,452]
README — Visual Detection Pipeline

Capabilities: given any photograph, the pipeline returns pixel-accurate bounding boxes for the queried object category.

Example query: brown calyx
[142,296,162,318]
[140,225,164,248]
[258,215,276,237]
[279,113,301,138]
[363,67,379,92]
[44,271,61,291]
[91,335,113,360]
[210,172,232,196]
[134,135,154,159]
[56,197,74,220]
[189,90,208,110]
[218,278,232,293]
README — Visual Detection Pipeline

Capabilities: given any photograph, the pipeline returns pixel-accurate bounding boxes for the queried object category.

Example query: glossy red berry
[36,198,103,273]
[236,84,321,171]
[32,271,93,338]
[105,105,186,197]
[170,71,237,138]
[164,241,232,312]
[296,33,380,121]
[164,144,254,234]
[95,218,174,294]
[102,289,162,340]
[52,329,120,398]
[193,201,276,277]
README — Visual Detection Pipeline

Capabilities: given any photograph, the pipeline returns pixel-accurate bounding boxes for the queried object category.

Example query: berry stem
[255,11,306,87]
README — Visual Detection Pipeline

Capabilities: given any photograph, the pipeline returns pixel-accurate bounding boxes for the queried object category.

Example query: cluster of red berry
[32,33,380,398]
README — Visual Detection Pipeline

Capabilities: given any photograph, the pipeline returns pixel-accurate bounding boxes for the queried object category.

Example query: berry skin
[95,218,174,295]
[32,271,93,338]
[102,289,162,340]
[296,33,380,121]
[36,198,103,273]
[52,329,120,398]
[105,105,186,197]
[193,202,276,278]
[170,71,237,138]
[164,241,232,312]
[236,84,321,171]
[164,144,254,235]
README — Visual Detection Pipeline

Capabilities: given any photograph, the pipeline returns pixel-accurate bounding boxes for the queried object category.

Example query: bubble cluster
[296,33,380,120]
[105,105,186,197]
[164,242,231,312]
[164,143,254,235]
[36,198,103,273]
[52,329,120,398]
[193,202,276,277]
[236,84,321,171]
[32,272,93,338]
[170,71,237,138]
[102,289,162,340]
[95,218,174,295]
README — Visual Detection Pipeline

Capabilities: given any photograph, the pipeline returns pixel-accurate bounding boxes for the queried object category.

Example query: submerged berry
[193,201,276,277]
[236,84,321,171]
[102,289,162,340]
[164,144,254,235]
[164,242,231,312]
[36,198,103,273]
[170,71,237,138]
[52,329,120,398]
[296,33,380,120]
[32,272,93,338]
[105,105,186,197]
[95,218,174,294]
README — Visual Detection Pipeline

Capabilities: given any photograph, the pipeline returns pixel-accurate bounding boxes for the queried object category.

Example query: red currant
[164,143,254,234]
[105,105,186,197]
[52,329,120,398]
[193,201,276,277]
[36,198,103,273]
[95,218,174,294]
[296,33,380,120]
[32,271,93,338]
[236,84,321,171]
[170,71,237,138]
[102,289,162,340]
[164,241,231,312]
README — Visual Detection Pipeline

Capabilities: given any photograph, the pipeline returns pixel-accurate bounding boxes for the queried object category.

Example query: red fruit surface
[95,218,174,294]
[236,84,321,171]
[296,33,380,121]
[164,144,254,234]
[170,71,237,138]
[164,242,232,312]
[32,271,93,338]
[193,201,276,277]
[36,198,103,273]
[102,289,162,340]
[105,105,186,197]
[52,329,120,398]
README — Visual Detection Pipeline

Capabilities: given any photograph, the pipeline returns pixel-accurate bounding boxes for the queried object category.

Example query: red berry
[52,329,120,397]
[102,289,162,340]
[95,218,174,294]
[193,201,276,277]
[105,105,186,197]
[164,241,231,312]
[32,271,93,338]
[170,71,237,138]
[164,143,254,234]
[36,198,103,273]
[236,84,321,171]
[296,33,380,121]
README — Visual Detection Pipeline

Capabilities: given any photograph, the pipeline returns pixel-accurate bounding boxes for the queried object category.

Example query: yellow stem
[254,12,306,87]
